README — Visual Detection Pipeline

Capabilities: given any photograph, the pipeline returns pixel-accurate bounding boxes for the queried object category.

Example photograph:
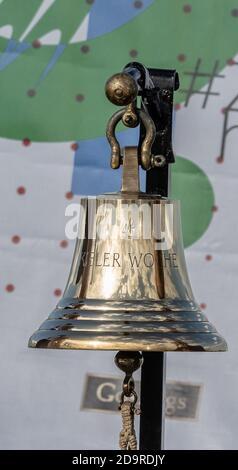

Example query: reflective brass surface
[106,109,155,169]
[29,85,227,353]
[105,72,138,106]
[28,193,227,352]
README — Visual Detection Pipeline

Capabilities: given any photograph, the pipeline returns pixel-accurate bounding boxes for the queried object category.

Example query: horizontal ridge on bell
[29,299,227,352]
[29,329,227,352]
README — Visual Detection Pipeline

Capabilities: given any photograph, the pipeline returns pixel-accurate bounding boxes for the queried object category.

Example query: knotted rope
[119,400,137,450]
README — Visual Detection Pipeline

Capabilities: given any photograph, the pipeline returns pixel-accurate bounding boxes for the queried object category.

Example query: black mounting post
[124,63,179,450]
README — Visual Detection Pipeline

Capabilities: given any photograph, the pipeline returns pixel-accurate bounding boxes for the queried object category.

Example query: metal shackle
[106,108,156,170]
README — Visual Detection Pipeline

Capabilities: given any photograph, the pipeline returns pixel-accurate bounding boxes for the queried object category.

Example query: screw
[152,155,166,167]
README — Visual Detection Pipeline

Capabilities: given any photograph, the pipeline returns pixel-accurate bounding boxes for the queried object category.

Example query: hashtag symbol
[219,94,238,163]
[180,59,225,108]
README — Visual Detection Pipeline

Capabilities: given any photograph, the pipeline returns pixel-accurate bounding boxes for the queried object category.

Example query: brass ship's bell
[28,94,227,353]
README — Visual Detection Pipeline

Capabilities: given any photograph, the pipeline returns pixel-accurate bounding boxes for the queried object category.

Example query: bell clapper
[115,351,143,450]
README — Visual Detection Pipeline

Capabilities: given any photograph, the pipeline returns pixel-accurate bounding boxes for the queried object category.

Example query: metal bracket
[104,62,180,196]
[124,62,179,166]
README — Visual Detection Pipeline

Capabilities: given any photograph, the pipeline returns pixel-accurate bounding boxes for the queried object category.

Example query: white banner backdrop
[0,28,238,453]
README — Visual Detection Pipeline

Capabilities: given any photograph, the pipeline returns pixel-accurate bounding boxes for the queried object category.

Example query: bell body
[28,193,227,352]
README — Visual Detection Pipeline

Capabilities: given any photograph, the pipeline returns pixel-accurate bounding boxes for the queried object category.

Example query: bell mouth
[28,300,228,352]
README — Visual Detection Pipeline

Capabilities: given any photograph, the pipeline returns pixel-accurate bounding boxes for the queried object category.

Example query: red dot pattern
[27,89,36,98]
[134,0,143,8]
[205,255,212,261]
[6,284,15,293]
[212,205,218,212]
[22,138,31,147]
[60,240,68,248]
[231,9,238,17]
[227,58,236,65]
[54,288,62,297]
[65,191,74,200]
[216,156,223,164]
[12,235,21,244]
[75,94,84,102]
[32,39,41,49]
[81,44,90,54]
[130,49,138,58]
[17,186,26,195]
[183,4,192,13]
[177,53,186,62]
[200,303,207,310]
[71,142,79,151]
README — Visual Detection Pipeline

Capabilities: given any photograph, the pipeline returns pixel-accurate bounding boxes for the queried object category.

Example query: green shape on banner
[0,0,91,42]
[0,0,41,39]
[0,0,238,141]
[25,0,91,44]
[171,157,214,248]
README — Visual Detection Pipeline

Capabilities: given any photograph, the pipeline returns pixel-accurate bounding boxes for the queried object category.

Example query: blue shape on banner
[87,0,155,40]
[0,39,29,70]
[71,128,146,195]
[37,43,67,84]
